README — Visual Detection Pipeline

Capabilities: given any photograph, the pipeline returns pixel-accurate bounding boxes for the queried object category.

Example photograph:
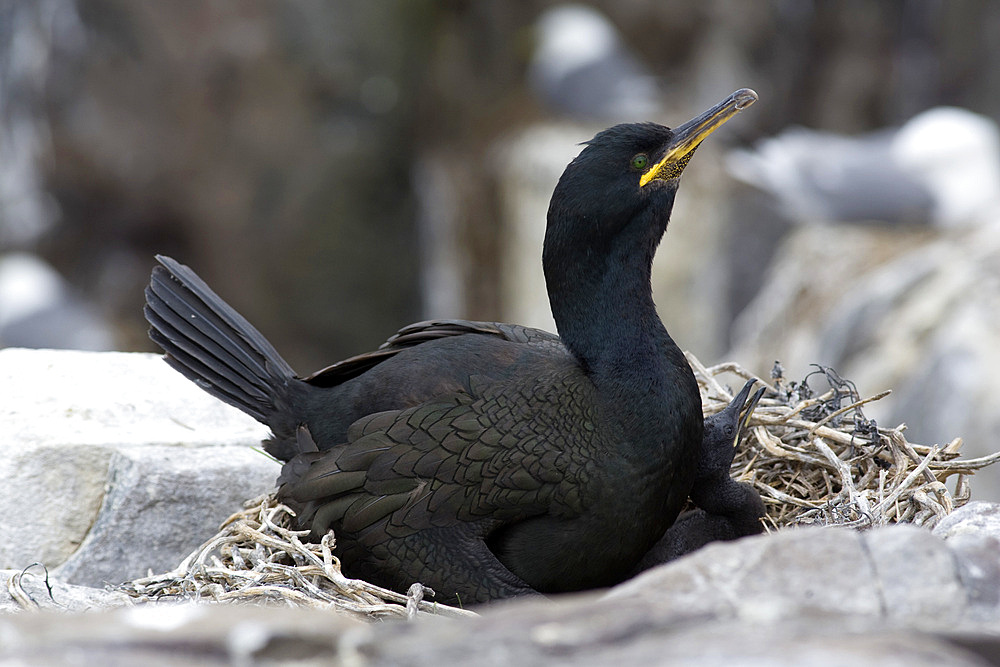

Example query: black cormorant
[144,89,758,604]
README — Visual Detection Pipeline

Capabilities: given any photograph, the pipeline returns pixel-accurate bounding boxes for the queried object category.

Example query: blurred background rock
[3,0,1000,496]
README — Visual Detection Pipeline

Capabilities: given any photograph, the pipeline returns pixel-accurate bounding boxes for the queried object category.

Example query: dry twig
[690,355,994,529]
[118,496,476,621]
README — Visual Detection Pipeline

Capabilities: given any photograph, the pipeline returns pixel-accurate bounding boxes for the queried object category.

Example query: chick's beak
[735,385,766,449]
[640,87,758,187]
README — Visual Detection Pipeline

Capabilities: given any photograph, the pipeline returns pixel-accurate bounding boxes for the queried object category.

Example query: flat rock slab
[608,522,996,628]
[3,520,1000,665]
[0,603,363,666]
[1,348,270,448]
[0,348,276,582]
[1,607,985,667]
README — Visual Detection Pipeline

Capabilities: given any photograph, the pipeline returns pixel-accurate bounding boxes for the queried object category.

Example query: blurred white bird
[529,4,660,121]
[727,107,1000,228]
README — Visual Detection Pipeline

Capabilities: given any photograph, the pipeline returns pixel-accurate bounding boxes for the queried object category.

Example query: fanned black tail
[144,255,304,435]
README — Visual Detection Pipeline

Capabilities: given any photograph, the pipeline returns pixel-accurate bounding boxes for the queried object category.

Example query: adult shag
[144,88,758,604]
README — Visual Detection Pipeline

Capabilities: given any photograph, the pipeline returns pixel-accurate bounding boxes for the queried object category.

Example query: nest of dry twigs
[116,354,1000,619]
[118,496,476,621]
[689,354,1000,529]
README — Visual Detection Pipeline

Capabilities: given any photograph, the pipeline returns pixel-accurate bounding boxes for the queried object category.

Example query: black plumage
[144,89,758,604]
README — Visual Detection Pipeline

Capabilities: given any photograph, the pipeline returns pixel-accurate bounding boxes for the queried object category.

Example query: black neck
[544,200,677,384]
[544,196,700,470]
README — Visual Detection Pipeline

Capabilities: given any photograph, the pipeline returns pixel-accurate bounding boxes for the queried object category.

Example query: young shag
[632,378,768,571]
[144,88,758,604]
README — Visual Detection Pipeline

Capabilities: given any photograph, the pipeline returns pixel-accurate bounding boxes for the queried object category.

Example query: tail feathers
[144,255,298,427]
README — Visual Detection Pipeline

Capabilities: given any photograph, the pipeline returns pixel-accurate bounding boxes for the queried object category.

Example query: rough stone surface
[0,444,112,567]
[1,348,276,581]
[934,503,1000,615]
[865,524,967,622]
[935,501,1000,541]
[53,445,278,587]
[607,524,997,628]
[606,526,883,622]
[0,603,362,666]
[356,610,997,667]
[2,519,1000,665]
[0,348,270,448]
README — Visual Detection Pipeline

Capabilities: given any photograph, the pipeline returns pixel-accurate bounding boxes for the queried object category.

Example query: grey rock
[360,609,996,667]
[0,443,112,568]
[0,603,361,666]
[936,503,1000,614]
[54,445,278,587]
[946,533,1000,614]
[610,522,1000,630]
[1,348,276,584]
[2,521,1000,666]
[864,524,967,621]
[0,348,270,450]
[935,501,1000,541]
[1,597,995,667]
[607,527,882,622]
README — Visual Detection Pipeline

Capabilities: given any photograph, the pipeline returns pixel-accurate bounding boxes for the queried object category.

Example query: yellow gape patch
[639,149,697,185]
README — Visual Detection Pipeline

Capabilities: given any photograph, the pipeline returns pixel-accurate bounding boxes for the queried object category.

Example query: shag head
[698,379,766,480]
[542,88,757,346]
[544,88,757,262]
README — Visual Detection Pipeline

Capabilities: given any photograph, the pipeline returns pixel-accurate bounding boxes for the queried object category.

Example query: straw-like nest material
[687,354,1000,529]
[118,495,476,620]
[114,354,1000,619]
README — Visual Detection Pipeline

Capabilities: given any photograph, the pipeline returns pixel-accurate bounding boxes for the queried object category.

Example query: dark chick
[632,379,768,572]
[144,89,758,605]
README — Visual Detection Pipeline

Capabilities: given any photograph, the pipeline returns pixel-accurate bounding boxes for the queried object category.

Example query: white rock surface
[7,521,1000,666]
[1,348,270,448]
[0,348,276,581]
[933,501,1000,541]
[605,525,979,625]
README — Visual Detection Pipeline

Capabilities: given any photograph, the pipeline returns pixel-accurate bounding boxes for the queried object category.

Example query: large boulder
[3,513,1000,665]
[0,348,276,585]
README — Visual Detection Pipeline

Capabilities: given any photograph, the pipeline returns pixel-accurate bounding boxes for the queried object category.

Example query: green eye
[630,153,649,171]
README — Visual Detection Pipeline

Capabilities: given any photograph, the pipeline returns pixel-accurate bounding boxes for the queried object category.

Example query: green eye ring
[630,153,649,171]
